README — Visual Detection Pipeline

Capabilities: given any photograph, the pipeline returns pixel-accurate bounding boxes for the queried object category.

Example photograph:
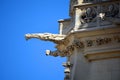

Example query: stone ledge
[84,48,120,61]
[74,0,119,9]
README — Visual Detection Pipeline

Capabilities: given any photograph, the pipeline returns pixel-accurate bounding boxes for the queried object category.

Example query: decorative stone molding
[96,37,112,45]
[80,7,97,23]
[104,3,119,18]
[62,61,73,67]
[85,34,120,47]
[73,39,84,48]
[89,34,116,47]
[83,34,120,61]
[73,0,120,29]
[63,61,72,80]
[86,40,93,47]
[46,50,59,57]
[46,50,67,57]
[114,35,120,42]
[84,48,120,61]
[45,33,120,57]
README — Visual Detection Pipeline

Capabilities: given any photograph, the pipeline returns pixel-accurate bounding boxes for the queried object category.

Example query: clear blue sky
[0,0,69,80]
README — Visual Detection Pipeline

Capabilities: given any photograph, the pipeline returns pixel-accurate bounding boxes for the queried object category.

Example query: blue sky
[0,0,69,80]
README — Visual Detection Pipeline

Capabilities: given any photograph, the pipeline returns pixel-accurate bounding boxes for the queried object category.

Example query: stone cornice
[66,26,120,40]
[55,27,120,57]
[58,26,119,46]
[69,0,120,16]
[85,49,120,61]
[58,18,71,23]
[74,0,119,9]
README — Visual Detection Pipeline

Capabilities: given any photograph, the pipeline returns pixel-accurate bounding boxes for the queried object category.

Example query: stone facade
[25,0,120,80]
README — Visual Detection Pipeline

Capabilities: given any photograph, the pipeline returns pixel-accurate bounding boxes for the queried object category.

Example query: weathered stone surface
[25,33,66,43]
[25,0,120,80]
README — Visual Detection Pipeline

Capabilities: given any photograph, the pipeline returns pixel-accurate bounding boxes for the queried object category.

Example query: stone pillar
[59,22,63,35]
[70,50,78,80]
[74,8,81,31]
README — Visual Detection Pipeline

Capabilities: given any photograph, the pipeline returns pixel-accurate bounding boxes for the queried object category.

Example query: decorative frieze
[46,34,120,57]
[73,40,84,48]
[103,3,119,18]
[85,35,118,47]
[86,40,93,47]
[96,37,111,45]
[80,7,97,23]
[114,35,120,43]
[74,0,120,29]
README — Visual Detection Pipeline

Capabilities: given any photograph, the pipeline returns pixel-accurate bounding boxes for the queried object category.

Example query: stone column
[59,22,63,35]
[74,8,81,31]
[71,50,78,80]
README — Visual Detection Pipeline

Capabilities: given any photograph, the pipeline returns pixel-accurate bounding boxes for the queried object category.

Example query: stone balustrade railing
[73,0,120,30]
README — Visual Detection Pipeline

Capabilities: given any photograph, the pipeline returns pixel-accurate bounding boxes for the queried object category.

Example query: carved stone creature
[25,33,66,43]
[80,7,97,23]
[46,50,61,57]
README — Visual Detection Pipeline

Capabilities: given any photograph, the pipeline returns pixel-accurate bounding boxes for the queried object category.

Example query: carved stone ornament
[63,61,72,80]
[104,4,119,18]
[25,33,66,44]
[73,40,84,48]
[78,1,120,25]
[46,34,120,57]
[85,35,119,47]
[46,50,60,57]
[46,50,71,57]
[86,40,93,47]
[62,61,72,67]
[66,45,74,52]
[96,37,112,45]
[114,35,120,43]
[80,7,97,23]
